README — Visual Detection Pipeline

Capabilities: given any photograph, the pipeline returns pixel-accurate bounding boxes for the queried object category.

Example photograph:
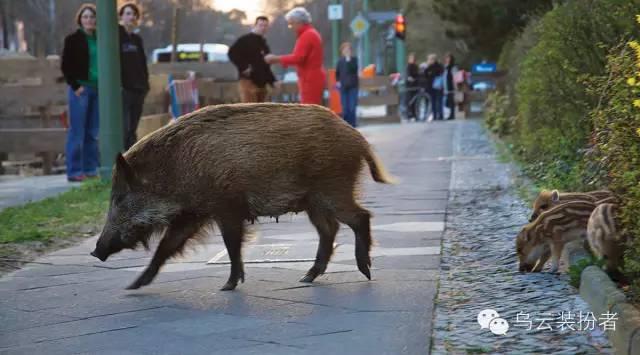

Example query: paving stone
[431,121,612,354]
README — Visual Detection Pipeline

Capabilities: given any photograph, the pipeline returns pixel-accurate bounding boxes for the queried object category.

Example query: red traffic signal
[395,14,406,40]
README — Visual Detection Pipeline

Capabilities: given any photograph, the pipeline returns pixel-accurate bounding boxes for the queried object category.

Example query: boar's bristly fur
[91,103,395,291]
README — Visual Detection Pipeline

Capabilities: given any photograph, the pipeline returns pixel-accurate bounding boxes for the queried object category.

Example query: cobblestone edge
[564,242,640,355]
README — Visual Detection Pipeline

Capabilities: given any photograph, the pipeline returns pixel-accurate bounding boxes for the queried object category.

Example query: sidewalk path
[431,121,611,354]
[0,119,612,354]
[0,175,80,212]
[0,121,455,355]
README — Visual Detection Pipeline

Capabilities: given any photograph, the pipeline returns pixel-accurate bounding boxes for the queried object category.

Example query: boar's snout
[90,249,108,262]
[90,230,124,262]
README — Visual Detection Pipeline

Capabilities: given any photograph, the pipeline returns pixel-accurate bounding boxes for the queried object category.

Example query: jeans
[428,88,444,120]
[405,86,418,119]
[238,79,268,103]
[340,86,358,127]
[122,88,147,150]
[66,86,100,178]
[445,92,456,120]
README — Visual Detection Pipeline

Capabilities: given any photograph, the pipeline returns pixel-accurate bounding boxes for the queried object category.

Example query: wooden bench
[0,58,67,174]
[357,76,401,124]
[4,60,401,174]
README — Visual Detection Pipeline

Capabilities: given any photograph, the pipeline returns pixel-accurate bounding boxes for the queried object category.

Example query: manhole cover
[207,243,317,264]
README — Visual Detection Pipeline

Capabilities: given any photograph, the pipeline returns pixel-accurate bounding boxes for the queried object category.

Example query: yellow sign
[179,52,202,60]
[350,14,370,37]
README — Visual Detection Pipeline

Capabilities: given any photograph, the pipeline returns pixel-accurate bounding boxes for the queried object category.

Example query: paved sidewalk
[0,121,457,355]
[0,175,81,212]
[431,122,611,354]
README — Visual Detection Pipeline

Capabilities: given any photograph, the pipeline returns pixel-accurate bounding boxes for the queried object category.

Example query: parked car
[151,43,229,63]
[472,81,496,91]
[282,71,298,83]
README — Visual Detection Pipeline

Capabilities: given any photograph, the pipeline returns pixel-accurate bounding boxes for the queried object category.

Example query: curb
[564,241,640,355]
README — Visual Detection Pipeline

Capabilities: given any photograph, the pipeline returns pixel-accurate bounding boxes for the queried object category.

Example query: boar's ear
[551,190,560,203]
[115,153,140,190]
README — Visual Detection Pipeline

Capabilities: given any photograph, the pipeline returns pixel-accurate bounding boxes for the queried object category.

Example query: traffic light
[395,14,406,40]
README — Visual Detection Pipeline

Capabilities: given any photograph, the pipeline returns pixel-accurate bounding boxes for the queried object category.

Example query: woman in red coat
[265,7,325,105]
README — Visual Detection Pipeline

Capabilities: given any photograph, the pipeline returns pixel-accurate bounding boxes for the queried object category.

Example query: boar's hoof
[300,264,326,283]
[357,260,372,280]
[299,273,317,283]
[220,282,237,291]
[126,272,155,290]
[220,271,245,291]
[220,278,243,291]
[126,280,144,290]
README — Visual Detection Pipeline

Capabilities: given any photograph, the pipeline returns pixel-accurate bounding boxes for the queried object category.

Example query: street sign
[328,4,343,20]
[472,62,497,73]
[368,11,397,23]
[350,13,370,38]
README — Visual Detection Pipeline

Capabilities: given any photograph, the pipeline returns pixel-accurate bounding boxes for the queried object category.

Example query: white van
[151,43,230,63]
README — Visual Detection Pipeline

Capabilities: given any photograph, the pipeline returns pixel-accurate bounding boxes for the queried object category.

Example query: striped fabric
[169,72,199,120]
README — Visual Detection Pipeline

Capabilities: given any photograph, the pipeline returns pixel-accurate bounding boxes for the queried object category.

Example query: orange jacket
[280,24,326,104]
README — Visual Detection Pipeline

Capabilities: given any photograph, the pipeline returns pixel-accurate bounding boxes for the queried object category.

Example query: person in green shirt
[61,4,100,182]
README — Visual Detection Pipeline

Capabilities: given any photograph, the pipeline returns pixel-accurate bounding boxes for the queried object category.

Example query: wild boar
[529,189,614,222]
[587,203,625,273]
[90,103,395,291]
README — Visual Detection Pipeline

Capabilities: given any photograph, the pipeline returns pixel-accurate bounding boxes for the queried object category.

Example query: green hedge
[485,0,640,300]
[487,0,640,189]
[589,42,640,301]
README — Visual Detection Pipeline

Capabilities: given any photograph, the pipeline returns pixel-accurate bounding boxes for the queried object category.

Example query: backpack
[432,75,444,90]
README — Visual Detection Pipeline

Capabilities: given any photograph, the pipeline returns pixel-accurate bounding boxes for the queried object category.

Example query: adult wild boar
[91,103,395,291]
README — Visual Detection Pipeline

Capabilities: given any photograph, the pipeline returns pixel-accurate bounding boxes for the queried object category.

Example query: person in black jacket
[443,53,458,120]
[228,16,277,102]
[405,53,419,120]
[422,54,444,120]
[61,3,100,182]
[335,42,359,127]
[119,3,149,150]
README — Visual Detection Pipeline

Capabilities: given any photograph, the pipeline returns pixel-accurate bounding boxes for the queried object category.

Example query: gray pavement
[431,122,611,354]
[0,175,81,212]
[0,121,456,355]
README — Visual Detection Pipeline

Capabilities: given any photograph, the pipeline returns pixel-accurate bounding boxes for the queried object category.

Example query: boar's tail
[364,149,397,184]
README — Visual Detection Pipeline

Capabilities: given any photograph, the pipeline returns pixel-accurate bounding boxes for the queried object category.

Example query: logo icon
[489,317,509,335]
[477,309,509,335]
[477,309,499,329]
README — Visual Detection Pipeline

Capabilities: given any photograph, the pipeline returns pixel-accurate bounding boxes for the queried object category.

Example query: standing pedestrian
[423,54,444,120]
[61,3,100,182]
[119,2,149,150]
[443,53,458,120]
[264,7,325,105]
[335,42,359,127]
[405,52,419,120]
[227,16,277,103]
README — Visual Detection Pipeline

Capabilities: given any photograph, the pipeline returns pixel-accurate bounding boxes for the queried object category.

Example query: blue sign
[368,11,397,23]
[472,62,497,73]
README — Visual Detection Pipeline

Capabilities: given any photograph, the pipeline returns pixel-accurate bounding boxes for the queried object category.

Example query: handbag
[432,75,444,90]
[454,91,464,104]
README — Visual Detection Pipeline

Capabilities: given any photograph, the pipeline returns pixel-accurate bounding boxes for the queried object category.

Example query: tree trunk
[1,0,10,49]
[171,6,179,62]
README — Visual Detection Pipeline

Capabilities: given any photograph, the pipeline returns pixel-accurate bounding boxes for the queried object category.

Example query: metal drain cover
[207,243,317,264]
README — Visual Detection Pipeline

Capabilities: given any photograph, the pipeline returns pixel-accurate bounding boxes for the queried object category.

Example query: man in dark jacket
[228,16,277,102]
[422,54,444,120]
[119,3,149,150]
[405,53,419,120]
